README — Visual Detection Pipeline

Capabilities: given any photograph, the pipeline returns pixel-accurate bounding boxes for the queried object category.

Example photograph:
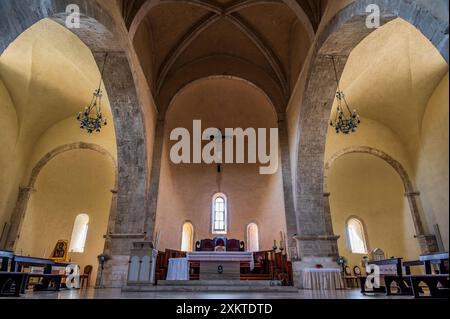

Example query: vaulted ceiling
[121,0,326,113]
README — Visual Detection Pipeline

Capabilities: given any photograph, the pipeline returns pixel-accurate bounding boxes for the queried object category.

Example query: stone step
[123,284,299,293]
[158,280,283,287]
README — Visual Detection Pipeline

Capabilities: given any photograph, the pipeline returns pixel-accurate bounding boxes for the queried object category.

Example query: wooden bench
[360,258,413,296]
[0,250,14,272]
[380,252,448,298]
[11,256,64,293]
[0,272,28,297]
[420,252,449,275]
[410,274,449,298]
[407,252,449,298]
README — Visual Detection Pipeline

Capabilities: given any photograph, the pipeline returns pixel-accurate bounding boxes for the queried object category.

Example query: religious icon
[49,240,69,262]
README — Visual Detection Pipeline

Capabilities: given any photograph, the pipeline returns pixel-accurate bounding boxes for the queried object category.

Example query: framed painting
[49,239,69,262]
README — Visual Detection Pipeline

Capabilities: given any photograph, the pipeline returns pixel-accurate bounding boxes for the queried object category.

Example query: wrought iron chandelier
[77,53,108,133]
[329,55,360,134]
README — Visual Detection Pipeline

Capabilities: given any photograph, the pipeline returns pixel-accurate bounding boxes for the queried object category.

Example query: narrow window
[347,217,368,254]
[212,193,227,234]
[246,223,259,252]
[69,214,89,253]
[181,222,194,252]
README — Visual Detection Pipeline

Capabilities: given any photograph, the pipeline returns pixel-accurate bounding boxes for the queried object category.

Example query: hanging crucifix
[209,128,232,174]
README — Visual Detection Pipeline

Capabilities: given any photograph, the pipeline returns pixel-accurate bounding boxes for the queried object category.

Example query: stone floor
[2,288,413,299]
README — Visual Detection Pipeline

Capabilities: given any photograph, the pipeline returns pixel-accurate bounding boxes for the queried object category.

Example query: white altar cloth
[166,258,189,280]
[186,252,255,270]
[300,268,344,290]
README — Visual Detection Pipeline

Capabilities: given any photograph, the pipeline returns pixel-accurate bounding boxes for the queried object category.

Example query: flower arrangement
[315,264,324,269]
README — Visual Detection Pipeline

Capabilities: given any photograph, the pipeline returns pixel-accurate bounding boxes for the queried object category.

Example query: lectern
[126,241,158,286]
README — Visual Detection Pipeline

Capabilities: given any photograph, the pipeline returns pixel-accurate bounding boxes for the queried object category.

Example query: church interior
[0,0,448,300]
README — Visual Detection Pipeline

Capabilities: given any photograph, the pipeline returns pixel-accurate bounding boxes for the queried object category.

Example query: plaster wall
[328,153,421,268]
[15,149,116,284]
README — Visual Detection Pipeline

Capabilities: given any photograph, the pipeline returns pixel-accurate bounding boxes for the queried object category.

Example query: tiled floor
[3,288,413,299]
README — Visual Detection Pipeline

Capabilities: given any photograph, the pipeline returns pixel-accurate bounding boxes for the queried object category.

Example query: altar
[166,251,254,281]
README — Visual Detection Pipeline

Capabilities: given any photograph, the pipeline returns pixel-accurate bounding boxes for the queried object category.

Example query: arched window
[246,223,259,252]
[69,214,89,253]
[181,222,194,252]
[212,193,227,234]
[347,217,368,254]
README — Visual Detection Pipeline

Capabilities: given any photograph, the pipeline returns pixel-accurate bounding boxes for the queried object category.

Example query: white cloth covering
[166,258,189,280]
[301,268,344,290]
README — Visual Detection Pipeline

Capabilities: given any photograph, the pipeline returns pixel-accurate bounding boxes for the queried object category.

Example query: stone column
[6,186,35,251]
[404,191,438,254]
[291,56,344,287]
[96,189,117,287]
[92,52,148,287]
[144,118,165,239]
[278,116,298,260]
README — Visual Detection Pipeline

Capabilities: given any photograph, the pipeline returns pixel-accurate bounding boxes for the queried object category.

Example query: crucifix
[209,128,232,174]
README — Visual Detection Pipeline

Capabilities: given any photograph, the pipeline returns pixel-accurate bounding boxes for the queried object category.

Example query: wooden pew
[0,250,29,297]
[0,272,29,297]
[360,258,413,296]
[420,252,448,275]
[408,252,449,298]
[11,256,63,292]
[0,250,14,271]
[372,253,449,298]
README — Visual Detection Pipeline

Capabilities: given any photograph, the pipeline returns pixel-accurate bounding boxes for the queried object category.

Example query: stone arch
[0,0,149,287]
[6,142,118,251]
[165,76,279,120]
[293,0,447,259]
[28,142,118,190]
[146,75,296,253]
[324,146,424,237]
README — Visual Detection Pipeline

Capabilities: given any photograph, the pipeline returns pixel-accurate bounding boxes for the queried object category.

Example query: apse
[155,76,286,252]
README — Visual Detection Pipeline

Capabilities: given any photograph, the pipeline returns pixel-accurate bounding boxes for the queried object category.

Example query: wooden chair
[80,265,93,288]
[226,239,245,251]
[343,265,358,288]
[195,239,215,251]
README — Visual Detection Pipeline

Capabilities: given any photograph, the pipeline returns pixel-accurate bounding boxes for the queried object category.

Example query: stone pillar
[92,52,148,287]
[292,192,340,288]
[6,186,35,251]
[278,116,298,260]
[416,235,439,254]
[293,55,345,265]
[404,191,439,254]
[96,189,117,287]
[144,118,165,238]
